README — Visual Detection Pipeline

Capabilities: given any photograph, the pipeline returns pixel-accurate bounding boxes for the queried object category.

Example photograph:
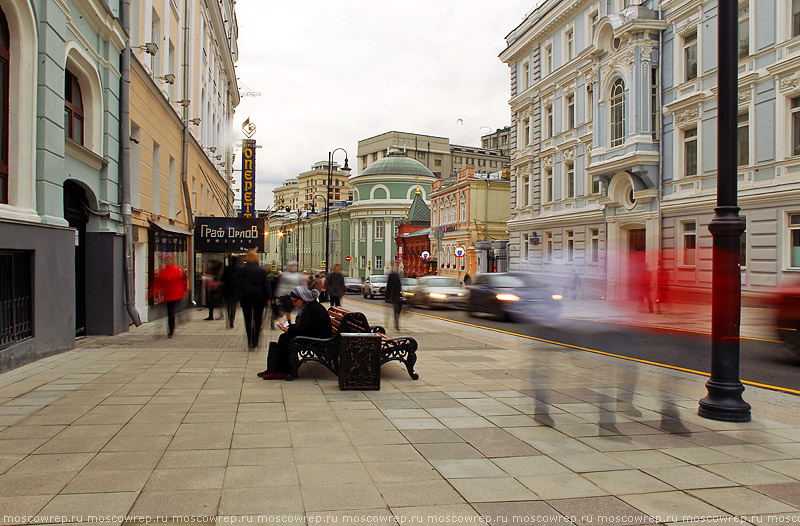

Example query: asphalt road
[347,295,800,394]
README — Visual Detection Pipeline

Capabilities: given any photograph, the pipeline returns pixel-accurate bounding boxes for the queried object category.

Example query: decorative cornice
[674,107,701,127]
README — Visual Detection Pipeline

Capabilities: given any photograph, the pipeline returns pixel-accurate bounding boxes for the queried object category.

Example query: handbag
[267,342,281,372]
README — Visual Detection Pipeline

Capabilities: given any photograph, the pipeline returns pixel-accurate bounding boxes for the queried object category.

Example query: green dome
[359,153,434,178]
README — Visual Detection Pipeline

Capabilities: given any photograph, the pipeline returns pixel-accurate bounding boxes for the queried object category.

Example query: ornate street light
[325,149,351,272]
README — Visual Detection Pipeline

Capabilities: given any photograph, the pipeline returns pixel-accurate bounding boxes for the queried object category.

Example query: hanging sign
[194,216,266,252]
[240,139,256,218]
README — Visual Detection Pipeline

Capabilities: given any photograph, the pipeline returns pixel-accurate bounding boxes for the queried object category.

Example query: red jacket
[153,265,187,303]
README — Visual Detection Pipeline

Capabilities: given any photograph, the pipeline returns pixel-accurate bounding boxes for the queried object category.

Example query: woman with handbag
[239,250,271,350]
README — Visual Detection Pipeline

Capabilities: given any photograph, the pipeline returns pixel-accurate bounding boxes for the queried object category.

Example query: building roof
[359,152,435,178]
[406,189,430,223]
[402,227,431,238]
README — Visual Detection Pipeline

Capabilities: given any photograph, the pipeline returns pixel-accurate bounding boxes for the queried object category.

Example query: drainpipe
[119,0,142,326]
[656,0,664,311]
[180,0,195,303]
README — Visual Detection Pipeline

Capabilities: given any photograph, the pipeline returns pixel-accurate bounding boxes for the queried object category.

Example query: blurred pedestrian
[220,255,241,329]
[569,272,582,300]
[275,261,303,323]
[239,250,272,351]
[326,264,345,307]
[150,255,187,338]
[258,286,332,380]
[631,261,654,313]
[202,261,223,320]
[386,264,403,330]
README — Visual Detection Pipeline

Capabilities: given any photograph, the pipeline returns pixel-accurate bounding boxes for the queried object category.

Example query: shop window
[148,229,188,306]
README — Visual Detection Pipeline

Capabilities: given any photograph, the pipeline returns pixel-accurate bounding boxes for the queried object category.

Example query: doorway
[64,181,88,336]
[627,228,646,300]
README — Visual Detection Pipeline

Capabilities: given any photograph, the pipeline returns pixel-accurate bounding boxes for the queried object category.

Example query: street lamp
[326,149,351,272]
[698,0,750,422]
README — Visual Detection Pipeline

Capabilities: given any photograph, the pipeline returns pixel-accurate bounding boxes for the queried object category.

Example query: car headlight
[429,292,447,299]
[457,293,465,297]
[551,294,563,301]
[496,293,520,302]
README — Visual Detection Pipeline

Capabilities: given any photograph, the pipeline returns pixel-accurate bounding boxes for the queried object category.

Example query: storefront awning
[149,220,192,236]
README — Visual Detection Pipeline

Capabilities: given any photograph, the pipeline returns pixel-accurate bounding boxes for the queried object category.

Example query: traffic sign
[455,246,466,258]
[421,251,430,260]
[345,255,352,261]
[320,260,326,270]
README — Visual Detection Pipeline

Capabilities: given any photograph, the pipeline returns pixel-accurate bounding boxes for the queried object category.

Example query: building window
[740,215,747,268]
[0,8,8,204]
[590,10,599,40]
[502,135,508,145]
[565,162,575,198]
[684,32,698,81]
[545,232,553,262]
[523,234,530,261]
[790,214,800,267]
[460,198,466,221]
[738,112,749,166]
[523,61,530,90]
[360,255,366,269]
[64,70,84,145]
[684,127,698,177]
[738,2,749,59]
[375,255,383,270]
[565,28,574,61]
[566,94,575,130]
[592,175,602,195]
[610,79,625,147]
[417,151,425,160]
[586,85,594,123]
[545,43,553,75]
[682,221,697,266]
[0,251,34,348]
[519,119,528,146]
[375,220,384,240]
[521,173,530,207]
[651,67,659,135]
[435,159,442,166]
[545,105,553,138]
[545,167,554,203]
[566,230,574,262]
[794,0,800,38]
[360,220,367,240]
[792,97,800,156]
[590,228,599,263]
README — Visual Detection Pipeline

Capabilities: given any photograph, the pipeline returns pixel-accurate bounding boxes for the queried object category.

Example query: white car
[362,275,388,298]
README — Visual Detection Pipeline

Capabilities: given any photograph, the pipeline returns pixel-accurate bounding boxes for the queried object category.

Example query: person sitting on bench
[258,286,333,380]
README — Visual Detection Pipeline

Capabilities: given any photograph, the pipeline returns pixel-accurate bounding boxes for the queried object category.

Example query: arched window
[65,70,84,145]
[610,78,625,147]
[0,7,9,203]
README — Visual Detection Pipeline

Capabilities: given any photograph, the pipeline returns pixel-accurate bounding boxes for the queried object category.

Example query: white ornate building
[501,0,800,303]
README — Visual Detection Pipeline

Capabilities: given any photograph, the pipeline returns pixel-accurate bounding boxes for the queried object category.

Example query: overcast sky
[231,0,539,210]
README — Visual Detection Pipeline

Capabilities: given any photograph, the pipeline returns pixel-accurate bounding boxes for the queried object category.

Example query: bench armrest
[369,325,386,334]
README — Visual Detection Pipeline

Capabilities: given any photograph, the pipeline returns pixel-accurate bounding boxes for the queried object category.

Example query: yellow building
[128,0,239,321]
[273,178,300,211]
[297,161,353,211]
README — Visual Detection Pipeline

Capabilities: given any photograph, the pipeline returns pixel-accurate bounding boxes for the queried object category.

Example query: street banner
[240,139,256,218]
[194,216,266,252]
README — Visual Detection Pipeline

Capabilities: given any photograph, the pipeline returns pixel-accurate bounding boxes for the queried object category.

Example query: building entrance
[64,181,88,336]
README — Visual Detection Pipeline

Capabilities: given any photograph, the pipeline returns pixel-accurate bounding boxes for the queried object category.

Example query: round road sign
[455,246,466,258]
[345,255,352,261]
[421,251,430,260]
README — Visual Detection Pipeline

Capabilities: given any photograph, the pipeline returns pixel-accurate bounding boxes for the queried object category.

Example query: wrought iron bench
[287,306,419,381]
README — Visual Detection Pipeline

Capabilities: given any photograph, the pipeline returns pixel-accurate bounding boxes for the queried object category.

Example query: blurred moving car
[362,275,388,298]
[408,276,466,308]
[399,278,418,303]
[344,277,363,294]
[773,280,800,359]
[467,272,563,322]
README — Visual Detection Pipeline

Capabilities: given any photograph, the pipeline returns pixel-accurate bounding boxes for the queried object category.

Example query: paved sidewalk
[1,301,799,526]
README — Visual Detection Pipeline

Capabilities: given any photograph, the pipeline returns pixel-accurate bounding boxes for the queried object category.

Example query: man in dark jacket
[326,264,346,307]
[239,250,271,350]
[385,265,403,330]
[259,286,332,379]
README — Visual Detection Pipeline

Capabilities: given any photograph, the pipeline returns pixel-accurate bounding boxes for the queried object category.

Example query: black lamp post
[698,0,751,422]
[326,149,351,273]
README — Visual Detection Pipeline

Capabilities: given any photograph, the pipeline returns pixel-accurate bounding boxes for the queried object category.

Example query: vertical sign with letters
[240,139,256,218]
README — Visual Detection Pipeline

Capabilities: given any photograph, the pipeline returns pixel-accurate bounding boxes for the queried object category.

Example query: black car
[467,272,563,322]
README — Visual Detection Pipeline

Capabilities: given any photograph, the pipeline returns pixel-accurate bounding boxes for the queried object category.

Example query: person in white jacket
[274,261,304,323]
